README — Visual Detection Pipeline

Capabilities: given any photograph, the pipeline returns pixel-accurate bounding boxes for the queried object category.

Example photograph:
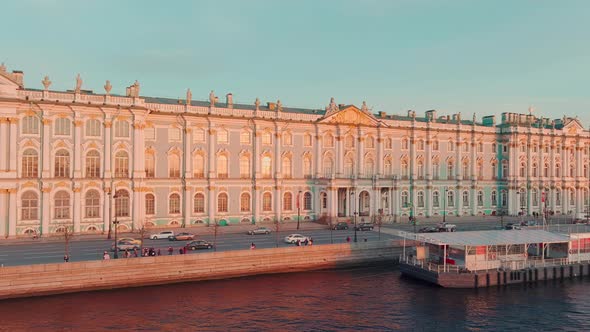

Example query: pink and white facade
[1,64,590,237]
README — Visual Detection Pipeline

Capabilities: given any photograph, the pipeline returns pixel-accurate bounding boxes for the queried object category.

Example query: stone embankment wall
[0,241,403,300]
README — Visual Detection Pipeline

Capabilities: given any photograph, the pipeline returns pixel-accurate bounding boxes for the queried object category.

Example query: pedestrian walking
[157,248,161,256]
[346,236,351,243]
[304,238,309,246]
[168,246,174,255]
[133,248,138,257]
[124,249,130,258]
[296,240,301,246]
[103,251,110,260]
[63,254,69,262]
[250,242,256,250]
[309,238,313,246]
[364,238,367,242]
[179,248,183,255]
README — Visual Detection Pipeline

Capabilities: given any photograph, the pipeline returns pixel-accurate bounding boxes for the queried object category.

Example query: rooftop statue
[104,80,112,95]
[0,62,5,72]
[255,97,260,110]
[277,99,282,111]
[42,76,52,90]
[361,101,368,113]
[209,90,216,106]
[75,74,83,93]
[186,88,192,105]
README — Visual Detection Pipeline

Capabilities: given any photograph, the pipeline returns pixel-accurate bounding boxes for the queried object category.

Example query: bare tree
[60,223,73,262]
[210,218,221,252]
[137,220,149,254]
[376,210,384,240]
[328,216,334,244]
[273,217,281,248]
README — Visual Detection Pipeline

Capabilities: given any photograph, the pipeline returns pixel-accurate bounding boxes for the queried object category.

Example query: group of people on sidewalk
[102,246,191,260]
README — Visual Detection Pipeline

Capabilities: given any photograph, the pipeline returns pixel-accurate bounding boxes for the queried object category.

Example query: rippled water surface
[1,266,590,331]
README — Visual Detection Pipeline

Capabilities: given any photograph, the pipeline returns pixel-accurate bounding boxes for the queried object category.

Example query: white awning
[415,230,570,246]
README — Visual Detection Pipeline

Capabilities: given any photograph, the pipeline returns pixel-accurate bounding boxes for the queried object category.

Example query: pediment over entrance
[563,118,584,135]
[318,105,384,127]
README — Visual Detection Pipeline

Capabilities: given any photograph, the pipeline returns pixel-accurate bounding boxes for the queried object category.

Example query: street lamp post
[443,187,447,224]
[297,190,302,230]
[351,190,357,243]
[113,192,120,259]
[393,175,398,224]
[107,191,112,240]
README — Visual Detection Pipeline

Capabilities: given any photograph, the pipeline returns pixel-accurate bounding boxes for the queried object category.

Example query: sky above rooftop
[2,0,589,124]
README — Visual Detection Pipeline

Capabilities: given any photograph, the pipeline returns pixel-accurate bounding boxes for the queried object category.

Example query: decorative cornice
[104,121,112,128]
[8,117,19,124]
[74,120,83,127]
[42,119,52,125]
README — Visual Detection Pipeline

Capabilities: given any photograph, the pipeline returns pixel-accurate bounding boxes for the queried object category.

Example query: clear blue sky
[2,0,589,124]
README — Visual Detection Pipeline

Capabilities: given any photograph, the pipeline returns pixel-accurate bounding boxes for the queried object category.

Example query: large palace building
[0,64,589,237]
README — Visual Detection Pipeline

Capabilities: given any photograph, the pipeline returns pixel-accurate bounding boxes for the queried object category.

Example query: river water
[1,266,589,331]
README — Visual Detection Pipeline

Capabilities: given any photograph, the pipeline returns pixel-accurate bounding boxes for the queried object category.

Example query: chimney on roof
[226,93,233,108]
[11,70,24,88]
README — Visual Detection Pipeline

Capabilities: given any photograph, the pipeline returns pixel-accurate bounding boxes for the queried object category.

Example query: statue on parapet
[209,90,216,106]
[42,76,52,90]
[255,97,260,110]
[75,74,83,93]
[361,101,368,113]
[186,88,192,105]
[277,99,282,111]
[104,80,112,95]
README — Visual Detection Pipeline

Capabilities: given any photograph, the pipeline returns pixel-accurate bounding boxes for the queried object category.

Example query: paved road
[0,228,395,267]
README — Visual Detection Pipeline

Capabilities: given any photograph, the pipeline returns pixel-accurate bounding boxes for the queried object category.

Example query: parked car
[284,234,311,244]
[418,226,439,233]
[118,237,141,245]
[332,222,349,230]
[169,232,195,241]
[354,223,374,231]
[573,218,587,225]
[520,220,537,227]
[438,223,456,232]
[150,231,174,240]
[505,223,522,230]
[186,240,213,250]
[248,227,271,235]
[111,241,140,251]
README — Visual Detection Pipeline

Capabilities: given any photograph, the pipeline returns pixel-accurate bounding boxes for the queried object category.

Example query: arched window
[344,156,354,177]
[21,191,38,220]
[491,190,497,206]
[262,192,272,212]
[324,133,334,148]
[570,164,575,177]
[85,119,101,137]
[384,158,393,176]
[323,156,333,177]
[401,160,409,178]
[145,193,155,215]
[585,164,589,178]
[304,192,312,210]
[114,151,129,178]
[303,133,312,147]
[22,116,39,134]
[448,190,455,207]
[477,162,483,179]
[401,191,409,207]
[54,150,70,178]
[217,129,229,144]
[217,193,228,212]
[240,193,250,212]
[417,191,424,207]
[417,139,424,151]
[145,152,155,178]
[282,156,292,178]
[262,131,272,145]
[169,193,181,214]
[283,132,292,146]
[447,161,454,179]
[194,193,205,213]
[492,162,498,179]
[462,191,469,207]
[240,130,251,145]
[217,155,228,178]
[432,160,440,179]
[22,149,38,178]
[432,140,439,151]
[532,189,539,207]
[169,154,180,178]
[448,140,454,152]
[532,163,538,178]
[262,155,272,178]
[303,156,312,178]
[544,163,549,177]
[385,138,392,149]
[366,136,375,149]
[402,138,408,150]
[462,161,469,178]
[283,192,293,211]
[570,189,575,205]
[502,160,508,178]
[556,163,561,177]
[345,135,355,148]
[417,160,424,179]
[519,162,526,177]
[114,120,129,138]
[477,191,483,207]
[365,158,374,177]
[501,190,507,207]
[432,191,440,207]
[114,190,130,217]
[54,118,71,136]
[239,155,250,178]
[54,191,70,219]
[85,190,100,218]
[193,154,205,178]
[85,150,100,178]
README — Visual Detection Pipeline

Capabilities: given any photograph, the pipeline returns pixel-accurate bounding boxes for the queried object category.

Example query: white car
[284,234,310,244]
[150,231,174,240]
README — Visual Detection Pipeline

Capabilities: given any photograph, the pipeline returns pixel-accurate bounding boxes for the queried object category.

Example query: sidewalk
[0,221,329,245]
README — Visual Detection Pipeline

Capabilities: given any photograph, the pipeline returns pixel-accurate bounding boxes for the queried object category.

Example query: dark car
[505,223,521,230]
[418,226,438,233]
[333,222,349,230]
[354,223,374,231]
[186,240,213,250]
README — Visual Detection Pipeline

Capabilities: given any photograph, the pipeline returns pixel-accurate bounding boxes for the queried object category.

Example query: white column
[427,187,432,217]
[42,188,50,235]
[184,128,192,178]
[104,121,112,178]
[357,131,364,177]
[73,188,81,233]
[8,189,16,236]
[102,190,110,234]
[275,186,282,221]
[336,133,343,177]
[74,120,83,178]
[315,131,322,178]
[132,121,146,178]
[274,132,281,178]
[0,190,6,237]
[133,188,141,230]
[253,187,260,224]
[8,118,17,174]
[0,118,7,171]
[208,129,217,178]
[184,186,191,227]
[329,187,337,220]
[208,185,215,224]
[254,131,261,177]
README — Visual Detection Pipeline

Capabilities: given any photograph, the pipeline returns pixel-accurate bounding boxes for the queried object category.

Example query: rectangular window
[240,131,251,145]
[169,128,181,141]
[114,121,129,138]
[194,128,205,142]
[22,116,39,135]
[54,118,71,136]
[85,119,101,137]
[144,127,155,140]
[217,130,228,144]
[304,134,312,147]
